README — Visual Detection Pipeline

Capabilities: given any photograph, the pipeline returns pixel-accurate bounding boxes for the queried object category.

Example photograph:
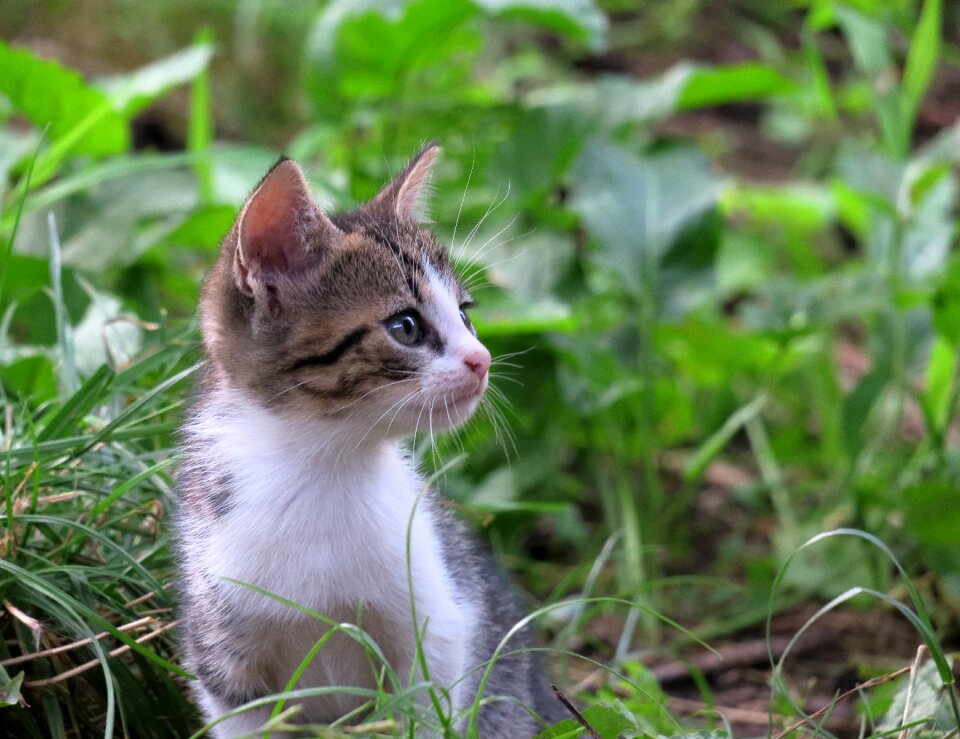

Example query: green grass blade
[901,0,942,152]
[37,365,115,442]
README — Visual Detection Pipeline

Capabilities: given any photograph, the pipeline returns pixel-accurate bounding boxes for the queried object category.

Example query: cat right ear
[234,158,339,300]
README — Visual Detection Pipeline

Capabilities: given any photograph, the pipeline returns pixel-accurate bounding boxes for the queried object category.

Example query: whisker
[461,215,522,271]
[458,181,510,256]
[492,347,536,361]
[452,152,476,263]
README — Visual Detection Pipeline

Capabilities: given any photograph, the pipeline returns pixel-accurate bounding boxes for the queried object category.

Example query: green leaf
[97,42,215,117]
[166,204,237,249]
[474,0,607,51]
[834,6,892,75]
[475,296,575,336]
[528,65,690,127]
[570,136,722,295]
[0,670,24,707]
[720,182,836,233]
[534,702,636,738]
[490,106,590,202]
[306,0,479,109]
[187,31,216,205]
[879,655,952,731]
[923,335,956,433]
[37,364,115,442]
[932,260,960,343]
[841,368,888,461]
[901,0,942,148]
[0,355,57,401]
[0,41,129,157]
[677,63,793,110]
[904,481,960,551]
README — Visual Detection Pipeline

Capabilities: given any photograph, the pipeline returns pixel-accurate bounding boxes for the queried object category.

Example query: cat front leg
[181,580,277,737]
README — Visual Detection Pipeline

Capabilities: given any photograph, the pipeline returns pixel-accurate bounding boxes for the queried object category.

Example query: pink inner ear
[239,161,312,276]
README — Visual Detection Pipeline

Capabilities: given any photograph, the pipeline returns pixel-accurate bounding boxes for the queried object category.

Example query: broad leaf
[0,41,129,156]
[570,136,721,296]
[98,42,215,117]
[677,63,793,110]
[475,0,607,51]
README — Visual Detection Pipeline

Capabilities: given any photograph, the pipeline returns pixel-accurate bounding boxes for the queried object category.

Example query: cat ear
[368,144,441,222]
[235,158,339,299]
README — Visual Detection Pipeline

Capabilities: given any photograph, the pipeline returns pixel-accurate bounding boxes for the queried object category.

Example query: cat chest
[200,459,457,616]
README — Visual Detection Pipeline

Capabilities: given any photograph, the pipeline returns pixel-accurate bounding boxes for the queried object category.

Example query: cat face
[200,146,491,439]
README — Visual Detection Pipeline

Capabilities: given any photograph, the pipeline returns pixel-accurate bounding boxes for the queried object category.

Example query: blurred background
[2,1,960,735]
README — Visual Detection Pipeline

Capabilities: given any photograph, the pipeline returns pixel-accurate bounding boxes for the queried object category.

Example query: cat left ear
[368,144,441,222]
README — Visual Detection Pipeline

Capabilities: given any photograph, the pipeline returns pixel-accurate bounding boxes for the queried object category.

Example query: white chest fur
[183,386,474,722]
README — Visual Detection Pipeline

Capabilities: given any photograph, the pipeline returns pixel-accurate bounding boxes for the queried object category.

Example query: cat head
[200,145,490,439]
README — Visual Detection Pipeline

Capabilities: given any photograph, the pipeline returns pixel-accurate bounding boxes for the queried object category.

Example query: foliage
[1,0,959,735]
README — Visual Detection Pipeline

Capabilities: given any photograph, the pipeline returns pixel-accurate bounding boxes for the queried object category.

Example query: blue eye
[386,312,423,346]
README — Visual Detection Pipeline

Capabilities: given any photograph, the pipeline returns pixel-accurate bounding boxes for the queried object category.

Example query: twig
[23,620,177,687]
[898,645,928,739]
[343,719,395,733]
[2,616,158,667]
[123,590,157,608]
[653,634,819,684]
[4,600,43,651]
[14,491,83,514]
[669,695,773,724]
[773,663,913,738]
[2,461,37,557]
[552,684,600,739]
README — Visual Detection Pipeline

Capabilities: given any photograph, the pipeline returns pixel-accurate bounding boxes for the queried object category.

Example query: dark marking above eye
[406,274,423,303]
[286,327,369,371]
[364,230,428,304]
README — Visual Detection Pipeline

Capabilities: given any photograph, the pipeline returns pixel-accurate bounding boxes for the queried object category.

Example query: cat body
[175,147,559,736]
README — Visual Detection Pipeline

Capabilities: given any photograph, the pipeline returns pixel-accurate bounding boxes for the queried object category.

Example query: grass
[2,0,960,735]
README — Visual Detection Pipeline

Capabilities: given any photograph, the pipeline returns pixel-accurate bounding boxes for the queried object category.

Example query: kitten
[175,145,562,737]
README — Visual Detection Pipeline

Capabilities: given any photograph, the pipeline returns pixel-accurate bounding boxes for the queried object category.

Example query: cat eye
[459,304,475,334]
[386,312,424,346]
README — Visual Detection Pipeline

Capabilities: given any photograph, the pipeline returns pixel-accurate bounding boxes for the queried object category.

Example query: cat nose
[464,347,490,380]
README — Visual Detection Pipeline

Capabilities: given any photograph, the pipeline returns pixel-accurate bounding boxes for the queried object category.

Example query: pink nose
[464,347,491,379]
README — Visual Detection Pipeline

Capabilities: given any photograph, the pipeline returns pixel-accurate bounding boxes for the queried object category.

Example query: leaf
[529,62,791,131]
[677,63,793,110]
[879,653,951,731]
[59,169,198,271]
[0,40,129,157]
[0,671,24,707]
[720,182,836,233]
[165,204,237,249]
[901,0,942,146]
[305,0,479,109]
[904,481,960,551]
[841,368,888,461]
[833,6,892,75]
[490,106,591,202]
[899,168,955,280]
[474,0,607,51]
[932,259,960,343]
[37,364,115,442]
[534,702,636,738]
[97,42,215,117]
[923,335,956,433]
[475,296,576,336]
[570,136,722,295]
[71,289,143,376]
[0,128,41,182]
[306,0,605,114]
[0,355,56,401]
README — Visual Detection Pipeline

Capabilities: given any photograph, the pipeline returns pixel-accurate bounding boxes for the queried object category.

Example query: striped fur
[176,147,562,737]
